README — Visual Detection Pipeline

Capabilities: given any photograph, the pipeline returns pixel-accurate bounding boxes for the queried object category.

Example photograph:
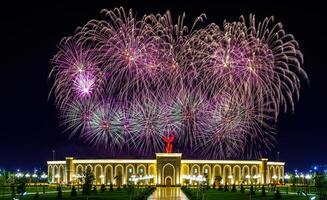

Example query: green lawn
[186,189,312,200]
[0,189,138,200]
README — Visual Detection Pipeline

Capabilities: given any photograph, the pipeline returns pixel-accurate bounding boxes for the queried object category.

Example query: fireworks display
[50,7,307,159]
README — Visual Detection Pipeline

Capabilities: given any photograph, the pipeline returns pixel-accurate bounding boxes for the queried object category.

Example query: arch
[191,164,200,176]
[242,165,250,184]
[85,164,93,172]
[163,163,175,185]
[233,165,241,185]
[165,176,173,186]
[148,164,155,175]
[202,164,211,184]
[126,164,135,174]
[276,166,280,181]
[213,165,222,185]
[148,164,156,185]
[223,165,232,185]
[114,165,124,185]
[181,164,189,176]
[279,166,284,182]
[104,165,113,185]
[48,165,53,183]
[59,165,65,183]
[137,164,146,176]
[53,165,59,183]
[76,165,83,176]
[251,166,258,176]
[126,164,135,182]
[53,165,58,175]
[251,165,259,184]
[269,166,276,183]
[94,165,103,185]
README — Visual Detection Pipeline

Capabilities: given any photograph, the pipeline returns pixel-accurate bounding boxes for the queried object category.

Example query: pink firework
[50,8,307,159]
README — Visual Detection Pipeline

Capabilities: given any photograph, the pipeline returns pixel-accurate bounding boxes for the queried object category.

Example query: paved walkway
[148,187,189,200]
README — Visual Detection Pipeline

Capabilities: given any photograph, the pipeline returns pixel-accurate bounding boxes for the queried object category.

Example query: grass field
[0,190,131,200]
[0,188,152,200]
[184,188,313,200]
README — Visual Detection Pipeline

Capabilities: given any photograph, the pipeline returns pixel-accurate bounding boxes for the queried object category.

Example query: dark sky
[1,1,326,172]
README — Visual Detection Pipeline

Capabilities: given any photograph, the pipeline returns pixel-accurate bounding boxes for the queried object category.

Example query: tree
[114,175,122,191]
[240,184,245,193]
[215,176,223,191]
[82,168,95,200]
[10,183,16,199]
[250,185,255,195]
[261,185,266,197]
[109,183,114,191]
[224,183,229,192]
[100,184,106,192]
[314,173,327,200]
[71,186,77,198]
[289,174,297,186]
[215,176,222,185]
[57,185,63,200]
[274,189,282,199]
[16,177,27,195]
[32,192,40,200]
[231,184,236,192]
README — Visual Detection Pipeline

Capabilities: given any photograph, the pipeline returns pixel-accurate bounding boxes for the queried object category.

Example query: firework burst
[50,7,307,159]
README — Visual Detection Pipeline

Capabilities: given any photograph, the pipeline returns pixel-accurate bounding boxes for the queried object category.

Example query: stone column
[65,157,75,184]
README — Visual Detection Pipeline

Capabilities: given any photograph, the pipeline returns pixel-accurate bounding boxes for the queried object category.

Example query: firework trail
[50,7,307,158]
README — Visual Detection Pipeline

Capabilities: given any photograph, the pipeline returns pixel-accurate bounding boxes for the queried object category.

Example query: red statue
[164,131,174,153]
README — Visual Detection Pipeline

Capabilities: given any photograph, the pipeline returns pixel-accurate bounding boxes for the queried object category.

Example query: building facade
[47,153,284,186]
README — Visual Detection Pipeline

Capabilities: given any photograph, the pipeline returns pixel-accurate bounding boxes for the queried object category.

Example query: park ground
[0,185,317,200]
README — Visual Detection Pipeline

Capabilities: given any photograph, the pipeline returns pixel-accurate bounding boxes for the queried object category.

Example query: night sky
[1,1,326,172]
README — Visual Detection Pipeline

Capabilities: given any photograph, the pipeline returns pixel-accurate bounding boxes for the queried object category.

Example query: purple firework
[50,7,307,159]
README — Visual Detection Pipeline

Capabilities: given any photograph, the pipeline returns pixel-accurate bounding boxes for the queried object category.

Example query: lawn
[185,188,312,200]
[0,189,140,200]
